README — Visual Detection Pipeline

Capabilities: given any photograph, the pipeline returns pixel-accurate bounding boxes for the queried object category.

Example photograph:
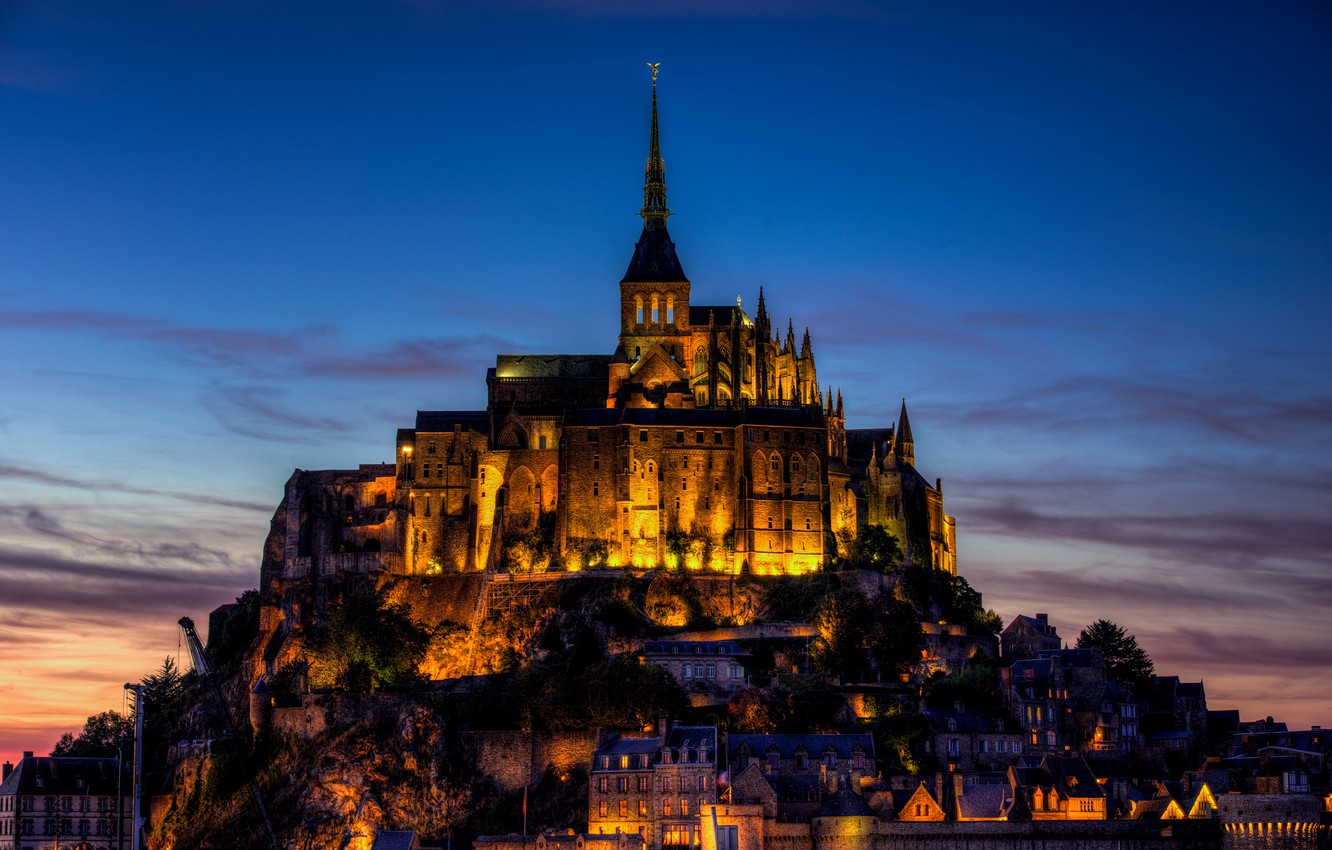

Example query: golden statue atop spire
[647,62,660,84]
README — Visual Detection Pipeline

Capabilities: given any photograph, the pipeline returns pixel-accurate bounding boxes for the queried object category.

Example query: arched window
[344,495,355,513]
[651,295,659,324]
[694,348,707,378]
[635,295,644,325]
[770,456,780,473]
[666,294,675,324]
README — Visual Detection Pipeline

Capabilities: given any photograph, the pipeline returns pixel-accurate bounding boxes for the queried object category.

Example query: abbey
[269,78,955,582]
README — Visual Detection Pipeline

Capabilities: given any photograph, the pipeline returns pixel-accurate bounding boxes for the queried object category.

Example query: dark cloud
[0,462,273,512]
[1152,627,1332,678]
[0,545,250,621]
[0,506,242,572]
[0,308,504,383]
[964,502,1332,575]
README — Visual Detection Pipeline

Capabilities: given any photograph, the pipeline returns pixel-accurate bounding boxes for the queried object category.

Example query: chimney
[22,751,33,759]
[1035,614,1048,624]
[657,716,670,741]
[2,762,12,781]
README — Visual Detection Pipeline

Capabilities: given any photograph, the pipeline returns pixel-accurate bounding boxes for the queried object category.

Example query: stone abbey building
[268,78,955,584]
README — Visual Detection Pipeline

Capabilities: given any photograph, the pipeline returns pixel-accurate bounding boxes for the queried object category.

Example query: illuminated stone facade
[263,78,956,586]
[587,723,717,849]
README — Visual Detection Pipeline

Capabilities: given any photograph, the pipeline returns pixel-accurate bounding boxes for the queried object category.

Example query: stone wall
[869,821,1221,850]
[464,730,601,793]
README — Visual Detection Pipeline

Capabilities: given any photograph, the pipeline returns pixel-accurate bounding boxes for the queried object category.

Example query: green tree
[309,587,433,691]
[811,589,870,682]
[51,711,133,757]
[864,592,923,680]
[845,525,902,571]
[728,685,794,733]
[1076,619,1155,692]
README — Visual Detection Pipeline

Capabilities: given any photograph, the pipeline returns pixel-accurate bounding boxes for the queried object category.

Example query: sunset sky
[2,1,1330,764]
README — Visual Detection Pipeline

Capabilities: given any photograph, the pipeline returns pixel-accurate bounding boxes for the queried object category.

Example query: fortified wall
[463,731,601,793]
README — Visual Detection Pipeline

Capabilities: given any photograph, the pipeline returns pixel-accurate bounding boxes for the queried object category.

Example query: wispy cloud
[0,461,272,513]
[0,308,506,382]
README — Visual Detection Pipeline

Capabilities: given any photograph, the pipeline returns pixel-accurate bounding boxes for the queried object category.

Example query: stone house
[918,707,1024,773]
[1007,754,1107,821]
[999,614,1060,661]
[587,721,717,849]
[0,753,131,850]
[640,640,750,706]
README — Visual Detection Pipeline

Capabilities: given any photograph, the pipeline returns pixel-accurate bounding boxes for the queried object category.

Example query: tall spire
[641,63,670,226]
[896,398,915,465]
[621,64,686,284]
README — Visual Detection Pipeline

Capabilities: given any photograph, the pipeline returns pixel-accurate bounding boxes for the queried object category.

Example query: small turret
[896,399,915,466]
[249,677,273,733]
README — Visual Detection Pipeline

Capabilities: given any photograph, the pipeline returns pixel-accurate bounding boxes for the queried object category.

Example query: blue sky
[2,0,1330,762]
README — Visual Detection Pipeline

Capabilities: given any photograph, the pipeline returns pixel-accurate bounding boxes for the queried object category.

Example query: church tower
[613,67,693,407]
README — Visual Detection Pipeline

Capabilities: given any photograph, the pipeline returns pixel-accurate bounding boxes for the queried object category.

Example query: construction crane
[178,616,280,850]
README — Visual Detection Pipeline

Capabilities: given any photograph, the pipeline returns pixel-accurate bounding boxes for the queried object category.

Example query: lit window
[636,296,644,325]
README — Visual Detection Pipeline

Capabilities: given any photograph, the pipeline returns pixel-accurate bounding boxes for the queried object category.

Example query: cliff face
[149,699,478,850]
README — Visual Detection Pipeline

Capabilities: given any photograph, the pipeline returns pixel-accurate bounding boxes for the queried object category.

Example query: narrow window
[593,483,600,496]
[676,431,684,443]
[539,435,547,449]
[593,454,600,469]
[636,296,644,325]
[651,296,659,323]
[640,430,648,442]
[667,295,675,324]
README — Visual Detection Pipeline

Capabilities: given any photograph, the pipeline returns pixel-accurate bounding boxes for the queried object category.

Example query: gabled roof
[372,831,419,850]
[956,784,1013,820]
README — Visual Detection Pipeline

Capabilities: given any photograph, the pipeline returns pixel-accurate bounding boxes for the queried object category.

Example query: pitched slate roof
[622,223,688,284]
[955,784,1013,820]
[641,640,750,659]
[414,410,490,432]
[371,831,419,850]
[729,733,873,761]
[816,789,875,818]
[493,354,612,379]
[0,756,122,797]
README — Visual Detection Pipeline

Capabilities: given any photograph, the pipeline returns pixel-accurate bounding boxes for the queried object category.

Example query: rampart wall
[463,730,601,792]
